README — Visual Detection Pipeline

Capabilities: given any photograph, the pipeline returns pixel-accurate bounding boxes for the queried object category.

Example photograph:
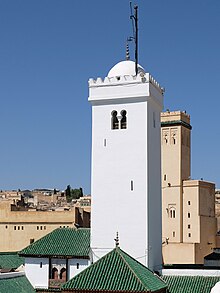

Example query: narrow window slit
[131,180,134,191]
[153,112,156,128]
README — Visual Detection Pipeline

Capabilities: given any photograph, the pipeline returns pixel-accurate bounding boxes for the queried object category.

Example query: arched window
[120,110,127,129]
[171,129,177,145]
[170,207,176,218]
[52,267,58,280]
[111,111,119,129]
[162,130,169,144]
[60,267,66,281]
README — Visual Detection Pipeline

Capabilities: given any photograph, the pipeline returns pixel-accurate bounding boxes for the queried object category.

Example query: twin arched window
[111,110,127,130]
[170,207,176,218]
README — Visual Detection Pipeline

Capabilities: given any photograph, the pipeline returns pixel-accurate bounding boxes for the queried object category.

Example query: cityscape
[0,1,220,293]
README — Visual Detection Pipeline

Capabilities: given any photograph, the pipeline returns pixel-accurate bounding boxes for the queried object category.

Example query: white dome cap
[211,282,220,293]
[107,60,145,78]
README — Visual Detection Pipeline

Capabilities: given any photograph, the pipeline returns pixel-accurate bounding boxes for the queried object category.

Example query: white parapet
[162,269,220,277]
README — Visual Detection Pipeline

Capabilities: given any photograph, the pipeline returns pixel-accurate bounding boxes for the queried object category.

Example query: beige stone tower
[161,111,217,264]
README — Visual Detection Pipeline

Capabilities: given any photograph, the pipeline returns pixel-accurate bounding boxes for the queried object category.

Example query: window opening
[104,139,107,147]
[14,226,16,230]
[120,110,127,129]
[164,174,167,181]
[188,233,191,237]
[60,267,67,280]
[112,111,119,129]
[171,129,177,145]
[40,262,43,268]
[153,112,156,128]
[52,267,58,280]
[131,180,134,191]
[173,231,175,237]
[188,224,191,229]
[170,208,176,218]
[76,263,80,269]
[188,212,191,218]
[30,239,34,244]
[163,130,169,144]
[18,226,20,230]
[188,201,191,205]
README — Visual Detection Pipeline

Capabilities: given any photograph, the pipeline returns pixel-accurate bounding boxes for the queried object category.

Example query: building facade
[0,200,77,251]
[19,228,90,289]
[161,111,217,264]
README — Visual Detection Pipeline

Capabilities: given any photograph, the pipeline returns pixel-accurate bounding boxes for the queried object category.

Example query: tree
[65,185,83,202]
[65,185,71,202]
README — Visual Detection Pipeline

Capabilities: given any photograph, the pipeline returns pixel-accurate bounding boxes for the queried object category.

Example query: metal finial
[114,232,119,247]
[126,42,130,60]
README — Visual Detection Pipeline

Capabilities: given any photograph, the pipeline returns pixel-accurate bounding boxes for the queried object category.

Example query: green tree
[65,185,83,202]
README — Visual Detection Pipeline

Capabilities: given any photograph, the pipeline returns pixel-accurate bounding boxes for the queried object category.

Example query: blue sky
[0,0,220,194]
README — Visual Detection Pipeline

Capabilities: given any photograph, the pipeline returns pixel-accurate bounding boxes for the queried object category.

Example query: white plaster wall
[147,99,163,271]
[25,257,49,289]
[211,281,220,293]
[90,75,163,271]
[68,258,89,279]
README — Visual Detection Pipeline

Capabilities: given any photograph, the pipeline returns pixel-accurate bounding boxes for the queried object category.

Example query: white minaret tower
[89,60,164,271]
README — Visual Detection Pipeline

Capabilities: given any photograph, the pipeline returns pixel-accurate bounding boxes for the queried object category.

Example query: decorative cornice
[161,120,192,130]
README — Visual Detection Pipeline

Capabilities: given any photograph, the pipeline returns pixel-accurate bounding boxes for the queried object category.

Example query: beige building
[161,111,217,264]
[0,199,90,252]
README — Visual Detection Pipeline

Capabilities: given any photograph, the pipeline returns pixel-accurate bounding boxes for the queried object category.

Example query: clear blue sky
[0,0,220,194]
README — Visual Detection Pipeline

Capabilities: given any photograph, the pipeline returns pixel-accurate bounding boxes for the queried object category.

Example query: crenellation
[96,77,103,84]
[89,72,163,94]
[89,73,147,86]
[104,77,110,83]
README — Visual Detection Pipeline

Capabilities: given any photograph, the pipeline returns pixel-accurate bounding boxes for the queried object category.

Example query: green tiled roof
[19,228,90,258]
[0,252,24,269]
[0,275,35,293]
[162,275,220,293]
[63,247,167,292]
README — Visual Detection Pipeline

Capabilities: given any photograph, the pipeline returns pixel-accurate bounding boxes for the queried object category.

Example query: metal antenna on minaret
[114,232,119,247]
[129,2,138,75]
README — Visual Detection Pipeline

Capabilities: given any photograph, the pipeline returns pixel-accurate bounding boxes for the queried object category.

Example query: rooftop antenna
[129,2,138,75]
[114,232,119,247]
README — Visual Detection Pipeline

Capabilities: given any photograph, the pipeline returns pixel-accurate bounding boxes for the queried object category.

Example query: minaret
[89,60,164,271]
[161,111,191,244]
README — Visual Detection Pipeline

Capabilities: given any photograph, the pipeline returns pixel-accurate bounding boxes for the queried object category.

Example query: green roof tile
[0,252,24,269]
[0,275,35,293]
[63,247,167,292]
[19,228,90,258]
[162,275,220,293]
